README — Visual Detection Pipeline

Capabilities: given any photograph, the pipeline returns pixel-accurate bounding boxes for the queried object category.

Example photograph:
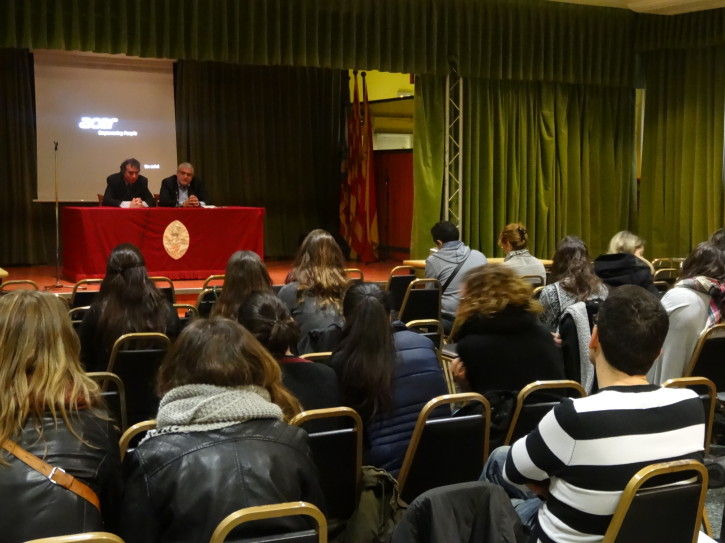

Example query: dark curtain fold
[0,48,48,265]
[175,61,346,258]
[636,8,725,52]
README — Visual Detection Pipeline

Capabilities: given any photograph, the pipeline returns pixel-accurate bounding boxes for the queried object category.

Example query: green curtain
[0,48,48,265]
[639,45,725,258]
[175,61,346,258]
[636,8,725,52]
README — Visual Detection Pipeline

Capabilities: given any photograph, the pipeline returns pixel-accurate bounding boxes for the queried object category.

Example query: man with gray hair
[159,162,208,207]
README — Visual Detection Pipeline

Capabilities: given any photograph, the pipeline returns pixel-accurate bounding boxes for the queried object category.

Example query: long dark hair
[213,250,273,318]
[96,244,171,348]
[682,242,725,283]
[334,282,395,421]
[238,292,300,359]
[550,236,604,300]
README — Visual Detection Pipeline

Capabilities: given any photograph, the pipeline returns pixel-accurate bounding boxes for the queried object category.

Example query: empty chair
[87,371,128,432]
[652,257,686,271]
[663,376,717,454]
[209,502,328,543]
[387,265,417,314]
[504,380,586,445]
[602,460,708,543]
[70,279,102,308]
[149,276,175,304]
[25,533,125,543]
[290,407,362,521]
[119,419,156,461]
[683,324,725,390]
[397,393,491,504]
[399,278,441,323]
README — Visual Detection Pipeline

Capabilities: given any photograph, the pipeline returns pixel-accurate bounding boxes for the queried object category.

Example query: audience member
[711,227,725,250]
[278,229,347,353]
[538,236,608,332]
[426,221,487,331]
[328,282,447,475]
[499,223,546,283]
[212,250,273,319]
[121,318,323,542]
[594,230,657,293]
[158,162,208,207]
[648,241,725,383]
[238,291,341,416]
[79,244,179,371]
[0,291,120,542]
[484,285,705,541]
[103,157,155,208]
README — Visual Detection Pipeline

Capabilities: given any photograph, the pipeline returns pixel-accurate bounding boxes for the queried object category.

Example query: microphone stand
[45,140,65,290]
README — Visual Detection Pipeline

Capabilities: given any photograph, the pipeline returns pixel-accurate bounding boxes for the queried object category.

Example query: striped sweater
[504,385,705,543]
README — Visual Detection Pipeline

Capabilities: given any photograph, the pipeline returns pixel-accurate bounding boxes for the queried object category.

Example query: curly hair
[289,229,348,310]
[451,264,541,336]
[499,223,529,251]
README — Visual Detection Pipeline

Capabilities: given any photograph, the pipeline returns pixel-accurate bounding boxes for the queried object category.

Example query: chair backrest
[652,257,685,271]
[202,274,225,289]
[683,324,725,389]
[405,319,442,349]
[343,268,364,283]
[195,286,221,317]
[663,376,717,454]
[653,267,680,285]
[0,279,39,291]
[87,371,128,432]
[399,278,441,323]
[504,380,586,445]
[397,393,491,504]
[119,419,157,461]
[532,285,545,299]
[209,502,327,543]
[602,460,708,543]
[522,275,545,287]
[173,303,199,330]
[70,279,103,308]
[25,532,125,543]
[69,305,91,333]
[107,332,170,425]
[299,352,333,363]
[387,266,417,312]
[149,276,175,304]
[290,407,362,521]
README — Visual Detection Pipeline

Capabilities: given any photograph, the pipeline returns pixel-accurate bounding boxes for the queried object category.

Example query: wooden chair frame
[398,278,442,322]
[119,419,157,461]
[602,460,708,543]
[202,274,225,289]
[107,332,171,373]
[299,352,333,362]
[683,323,725,378]
[522,274,545,287]
[70,278,103,307]
[1,279,39,291]
[663,376,717,454]
[149,276,175,303]
[504,380,586,445]
[397,393,491,499]
[87,371,128,432]
[25,533,124,543]
[343,268,364,282]
[209,501,328,543]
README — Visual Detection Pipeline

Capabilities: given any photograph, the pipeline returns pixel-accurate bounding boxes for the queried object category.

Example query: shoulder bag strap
[440,249,471,294]
[2,439,101,510]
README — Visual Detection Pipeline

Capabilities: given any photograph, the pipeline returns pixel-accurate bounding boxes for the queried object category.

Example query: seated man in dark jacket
[158,162,208,207]
[103,157,155,207]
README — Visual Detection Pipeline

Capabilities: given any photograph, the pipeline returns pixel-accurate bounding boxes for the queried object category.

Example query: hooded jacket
[425,241,487,315]
[593,253,659,295]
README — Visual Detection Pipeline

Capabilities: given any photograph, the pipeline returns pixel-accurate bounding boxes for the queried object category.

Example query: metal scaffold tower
[443,64,463,229]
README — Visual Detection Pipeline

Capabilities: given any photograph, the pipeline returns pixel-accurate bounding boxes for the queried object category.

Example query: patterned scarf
[676,276,725,327]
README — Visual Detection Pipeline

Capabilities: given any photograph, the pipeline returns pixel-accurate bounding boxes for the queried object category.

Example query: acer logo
[78,116,119,130]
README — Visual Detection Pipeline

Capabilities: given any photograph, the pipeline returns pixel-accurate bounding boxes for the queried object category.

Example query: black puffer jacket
[120,418,325,543]
[0,410,121,543]
[594,253,659,295]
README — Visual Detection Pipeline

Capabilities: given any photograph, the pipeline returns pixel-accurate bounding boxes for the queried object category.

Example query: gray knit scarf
[142,384,283,443]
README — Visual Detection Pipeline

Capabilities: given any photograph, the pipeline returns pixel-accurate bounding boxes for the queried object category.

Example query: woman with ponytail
[328,282,447,475]
[499,222,546,282]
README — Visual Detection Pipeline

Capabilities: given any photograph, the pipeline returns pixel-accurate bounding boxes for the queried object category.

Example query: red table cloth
[62,207,265,281]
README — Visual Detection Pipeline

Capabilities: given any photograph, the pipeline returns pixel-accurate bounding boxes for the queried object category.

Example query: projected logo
[78,116,138,137]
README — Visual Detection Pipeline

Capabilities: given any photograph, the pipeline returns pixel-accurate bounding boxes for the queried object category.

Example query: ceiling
[549,0,725,15]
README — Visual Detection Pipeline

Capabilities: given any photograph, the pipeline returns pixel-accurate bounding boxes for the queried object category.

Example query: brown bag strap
[2,439,101,510]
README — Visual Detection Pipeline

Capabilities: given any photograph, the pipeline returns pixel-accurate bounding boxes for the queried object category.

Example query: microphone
[53,140,58,151]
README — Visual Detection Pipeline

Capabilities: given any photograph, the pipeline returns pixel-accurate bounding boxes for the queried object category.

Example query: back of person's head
[498,223,529,251]
[551,235,603,300]
[607,231,645,255]
[430,221,459,244]
[0,291,99,461]
[711,228,725,251]
[596,285,668,375]
[291,229,347,307]
[336,282,395,420]
[157,317,301,419]
[101,243,149,303]
[682,242,725,283]
[213,250,273,318]
[238,292,300,359]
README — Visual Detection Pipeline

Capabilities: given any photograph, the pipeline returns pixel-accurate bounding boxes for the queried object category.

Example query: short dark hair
[596,285,668,375]
[431,221,459,244]
[120,158,141,173]
[682,242,725,283]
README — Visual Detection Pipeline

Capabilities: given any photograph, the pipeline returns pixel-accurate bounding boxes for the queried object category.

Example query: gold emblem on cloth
[163,220,190,260]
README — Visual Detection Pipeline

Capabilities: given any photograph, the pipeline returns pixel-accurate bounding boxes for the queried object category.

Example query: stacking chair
[343,268,364,283]
[173,303,198,330]
[386,266,417,314]
[683,324,725,390]
[195,287,221,317]
[0,279,39,291]
[107,332,170,425]
[69,305,90,333]
[299,352,333,363]
[398,278,441,324]
[503,380,586,445]
[601,460,708,543]
[652,257,685,271]
[25,533,125,543]
[202,274,225,289]
[119,419,157,461]
[209,502,327,543]
[522,275,545,287]
[532,285,545,299]
[149,276,175,304]
[290,407,362,522]
[405,319,443,349]
[653,267,679,287]
[397,393,491,504]
[87,371,128,432]
[70,278,103,308]
[663,377,716,454]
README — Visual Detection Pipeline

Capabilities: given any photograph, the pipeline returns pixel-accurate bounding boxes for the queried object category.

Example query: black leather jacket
[0,410,121,543]
[120,418,325,543]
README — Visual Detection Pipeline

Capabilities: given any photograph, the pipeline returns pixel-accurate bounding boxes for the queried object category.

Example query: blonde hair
[608,231,645,255]
[451,264,541,337]
[290,229,348,310]
[0,291,100,464]
[499,223,529,251]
